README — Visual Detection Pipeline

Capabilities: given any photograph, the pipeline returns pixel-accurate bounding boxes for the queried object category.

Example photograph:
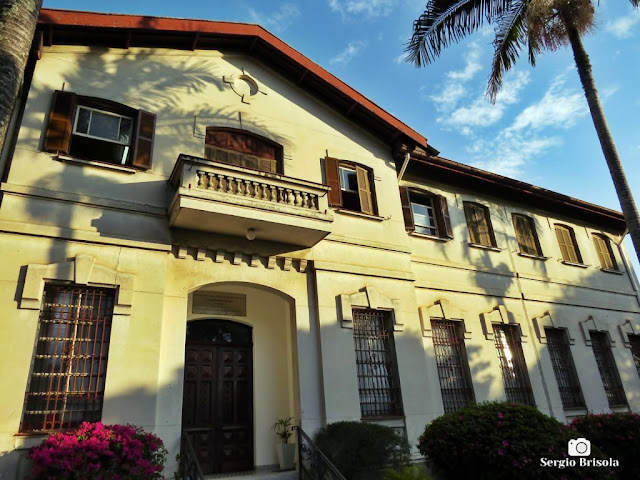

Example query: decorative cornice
[172,244,310,273]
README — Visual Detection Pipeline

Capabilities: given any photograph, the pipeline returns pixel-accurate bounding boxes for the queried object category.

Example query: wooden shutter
[132,110,156,169]
[437,195,453,238]
[555,225,580,263]
[325,156,342,207]
[513,215,539,255]
[464,203,479,244]
[43,90,77,154]
[593,234,616,270]
[399,187,414,231]
[356,165,374,215]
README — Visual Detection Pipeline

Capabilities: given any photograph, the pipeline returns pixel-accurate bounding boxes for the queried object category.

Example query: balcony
[169,154,333,247]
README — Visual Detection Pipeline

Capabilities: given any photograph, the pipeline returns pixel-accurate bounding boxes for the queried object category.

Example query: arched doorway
[182,319,253,474]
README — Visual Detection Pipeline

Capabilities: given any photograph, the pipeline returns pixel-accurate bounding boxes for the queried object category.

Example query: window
[463,202,496,247]
[431,320,475,412]
[554,224,583,264]
[628,335,640,379]
[399,187,453,239]
[205,127,283,174]
[352,309,403,417]
[325,156,376,215]
[590,331,627,407]
[592,234,618,271]
[512,214,543,256]
[545,328,585,409]
[21,285,115,432]
[493,324,535,405]
[44,90,155,169]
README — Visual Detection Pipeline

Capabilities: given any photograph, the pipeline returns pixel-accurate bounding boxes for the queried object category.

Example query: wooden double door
[182,320,253,474]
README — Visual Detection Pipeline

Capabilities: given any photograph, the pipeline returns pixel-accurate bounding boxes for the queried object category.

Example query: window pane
[118,117,133,144]
[339,167,358,192]
[412,199,438,236]
[88,110,121,142]
[75,107,91,134]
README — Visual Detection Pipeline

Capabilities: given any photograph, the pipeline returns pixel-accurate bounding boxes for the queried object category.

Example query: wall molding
[19,254,134,316]
[338,286,402,331]
[532,312,576,345]
[418,299,472,339]
[480,305,526,342]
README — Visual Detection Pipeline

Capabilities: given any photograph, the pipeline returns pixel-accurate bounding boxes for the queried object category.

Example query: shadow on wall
[17,36,298,265]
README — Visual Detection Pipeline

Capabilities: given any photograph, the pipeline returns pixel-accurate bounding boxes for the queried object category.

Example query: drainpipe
[614,229,640,308]
[397,153,410,183]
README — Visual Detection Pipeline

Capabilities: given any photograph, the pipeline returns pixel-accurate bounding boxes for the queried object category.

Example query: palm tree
[0,0,43,155]
[407,0,640,264]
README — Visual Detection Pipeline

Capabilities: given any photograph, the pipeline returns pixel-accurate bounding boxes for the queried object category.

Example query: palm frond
[630,0,639,8]
[406,0,512,66]
[487,0,529,102]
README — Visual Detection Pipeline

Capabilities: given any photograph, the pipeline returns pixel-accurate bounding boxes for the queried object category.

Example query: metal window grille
[629,335,640,379]
[431,320,475,413]
[545,328,585,408]
[21,285,115,432]
[590,331,627,407]
[493,324,535,405]
[352,309,403,418]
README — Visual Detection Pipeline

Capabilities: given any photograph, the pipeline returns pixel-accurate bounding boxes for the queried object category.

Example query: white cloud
[393,53,406,64]
[330,40,367,66]
[447,46,482,82]
[605,14,640,39]
[509,73,588,131]
[249,4,301,33]
[439,71,530,129]
[328,0,397,20]
[469,134,561,178]
[427,41,484,112]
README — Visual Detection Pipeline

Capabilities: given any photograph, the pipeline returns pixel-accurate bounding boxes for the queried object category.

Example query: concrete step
[205,469,298,480]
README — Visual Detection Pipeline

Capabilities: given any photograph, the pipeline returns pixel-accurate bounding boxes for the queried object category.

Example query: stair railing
[294,426,346,480]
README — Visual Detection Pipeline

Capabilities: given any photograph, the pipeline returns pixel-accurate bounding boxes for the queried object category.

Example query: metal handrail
[294,426,347,480]
[180,430,205,480]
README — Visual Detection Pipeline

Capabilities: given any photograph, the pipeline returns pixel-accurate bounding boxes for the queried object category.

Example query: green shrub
[418,402,615,480]
[571,412,640,479]
[315,421,411,480]
[384,464,433,480]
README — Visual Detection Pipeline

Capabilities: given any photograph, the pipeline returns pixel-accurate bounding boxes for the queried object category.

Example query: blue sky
[44,0,640,272]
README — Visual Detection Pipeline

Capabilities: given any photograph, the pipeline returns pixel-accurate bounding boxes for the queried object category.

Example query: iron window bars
[590,331,627,407]
[493,324,535,405]
[431,320,475,412]
[21,285,115,432]
[545,328,585,409]
[352,309,403,418]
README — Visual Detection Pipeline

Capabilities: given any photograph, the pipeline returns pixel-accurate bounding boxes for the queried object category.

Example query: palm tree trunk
[0,0,42,154]
[560,12,640,264]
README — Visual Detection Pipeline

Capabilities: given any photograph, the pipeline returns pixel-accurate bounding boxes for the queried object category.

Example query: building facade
[1,9,640,478]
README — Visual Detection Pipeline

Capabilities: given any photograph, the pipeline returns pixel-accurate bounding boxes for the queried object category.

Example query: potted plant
[272,416,296,470]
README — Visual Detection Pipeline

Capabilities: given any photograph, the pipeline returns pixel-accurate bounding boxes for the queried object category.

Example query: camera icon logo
[568,438,591,457]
